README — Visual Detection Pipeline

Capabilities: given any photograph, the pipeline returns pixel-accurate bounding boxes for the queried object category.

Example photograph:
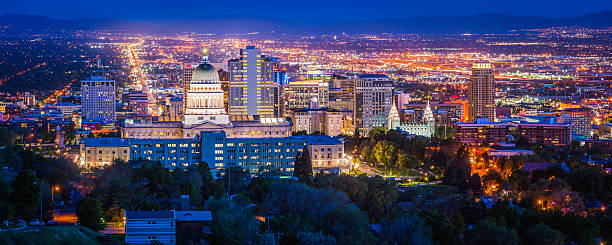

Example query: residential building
[514,122,571,146]
[124,211,176,245]
[468,61,495,122]
[455,121,510,145]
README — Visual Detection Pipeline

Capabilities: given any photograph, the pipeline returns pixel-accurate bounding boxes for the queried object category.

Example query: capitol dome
[191,49,219,83]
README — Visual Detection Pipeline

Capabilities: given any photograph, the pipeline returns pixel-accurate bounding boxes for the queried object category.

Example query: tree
[482,170,503,194]
[522,223,566,245]
[443,146,471,189]
[468,173,482,193]
[372,140,397,168]
[419,210,463,245]
[320,205,376,245]
[486,200,520,230]
[76,197,105,231]
[379,213,434,245]
[567,167,604,198]
[0,172,14,221]
[294,145,313,183]
[197,163,225,201]
[297,231,336,245]
[9,169,40,219]
[465,220,519,245]
[203,197,258,245]
[509,170,530,192]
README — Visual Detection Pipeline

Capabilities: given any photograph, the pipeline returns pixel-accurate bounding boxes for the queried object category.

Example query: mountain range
[1,11,612,34]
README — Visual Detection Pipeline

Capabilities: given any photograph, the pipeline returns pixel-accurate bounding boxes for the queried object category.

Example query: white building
[388,102,435,137]
[81,76,116,125]
[125,211,176,245]
[183,49,229,126]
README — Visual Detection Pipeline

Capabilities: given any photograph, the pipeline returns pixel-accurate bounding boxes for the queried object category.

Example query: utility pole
[40,179,43,227]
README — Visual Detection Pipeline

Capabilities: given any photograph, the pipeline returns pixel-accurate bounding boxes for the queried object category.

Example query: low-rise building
[513,122,571,146]
[289,109,346,136]
[124,211,177,245]
[455,122,510,145]
[80,137,130,168]
[301,135,345,170]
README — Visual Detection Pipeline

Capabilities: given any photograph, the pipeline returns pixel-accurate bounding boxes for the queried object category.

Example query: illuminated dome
[191,49,219,83]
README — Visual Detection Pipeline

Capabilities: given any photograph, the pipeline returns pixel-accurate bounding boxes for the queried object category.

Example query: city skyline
[0,2,609,244]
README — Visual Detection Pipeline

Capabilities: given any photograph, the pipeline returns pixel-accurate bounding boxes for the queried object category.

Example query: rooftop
[125,211,174,219]
[81,137,130,147]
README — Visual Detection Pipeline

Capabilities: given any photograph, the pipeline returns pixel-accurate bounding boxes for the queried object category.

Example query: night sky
[2,0,611,25]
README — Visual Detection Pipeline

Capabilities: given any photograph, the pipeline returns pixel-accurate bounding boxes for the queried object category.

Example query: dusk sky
[2,0,612,25]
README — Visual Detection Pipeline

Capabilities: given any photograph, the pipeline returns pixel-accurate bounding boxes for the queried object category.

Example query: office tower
[272,82,284,118]
[468,61,495,122]
[283,80,329,111]
[228,46,275,117]
[354,74,394,134]
[81,76,116,125]
[182,62,199,114]
[183,49,229,126]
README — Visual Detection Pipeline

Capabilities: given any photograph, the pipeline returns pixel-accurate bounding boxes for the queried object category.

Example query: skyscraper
[228,46,275,117]
[181,62,199,114]
[81,76,116,125]
[354,74,394,134]
[468,61,495,122]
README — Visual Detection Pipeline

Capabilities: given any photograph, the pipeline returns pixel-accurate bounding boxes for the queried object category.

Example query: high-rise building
[181,62,199,114]
[354,74,394,134]
[283,80,329,111]
[81,76,116,125]
[468,61,495,122]
[228,46,275,117]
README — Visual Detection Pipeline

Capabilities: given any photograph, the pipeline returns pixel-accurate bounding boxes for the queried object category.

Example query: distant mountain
[1,11,612,34]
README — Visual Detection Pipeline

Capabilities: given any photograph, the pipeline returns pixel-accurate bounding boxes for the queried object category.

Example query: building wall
[81,76,116,125]
[516,124,571,146]
[228,47,275,117]
[308,142,344,169]
[125,218,176,245]
[468,62,495,122]
[201,131,306,174]
[354,75,394,135]
[129,139,200,169]
[455,123,510,145]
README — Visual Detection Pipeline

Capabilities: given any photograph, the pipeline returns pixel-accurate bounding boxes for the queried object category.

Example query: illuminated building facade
[455,122,510,145]
[183,49,230,126]
[228,46,275,117]
[514,122,571,146]
[468,61,495,122]
[354,74,394,134]
[283,80,329,111]
[81,76,116,125]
